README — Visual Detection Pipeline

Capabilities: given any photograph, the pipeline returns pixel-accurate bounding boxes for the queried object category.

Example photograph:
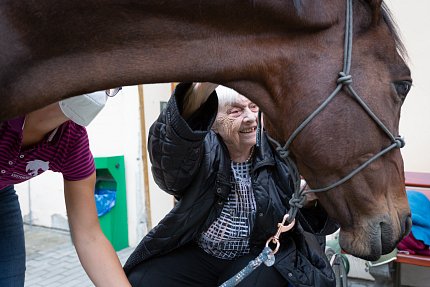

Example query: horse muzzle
[339,212,411,261]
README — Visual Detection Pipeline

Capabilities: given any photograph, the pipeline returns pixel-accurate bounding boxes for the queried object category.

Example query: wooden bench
[393,171,430,287]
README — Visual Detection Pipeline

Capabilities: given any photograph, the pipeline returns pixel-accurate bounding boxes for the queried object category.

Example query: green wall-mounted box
[94,156,128,251]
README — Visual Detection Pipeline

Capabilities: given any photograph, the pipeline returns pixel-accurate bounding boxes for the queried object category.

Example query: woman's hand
[182,82,218,119]
[64,174,131,286]
[301,179,318,208]
[303,192,318,208]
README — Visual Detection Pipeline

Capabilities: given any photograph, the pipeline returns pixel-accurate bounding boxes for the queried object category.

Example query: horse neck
[0,0,341,119]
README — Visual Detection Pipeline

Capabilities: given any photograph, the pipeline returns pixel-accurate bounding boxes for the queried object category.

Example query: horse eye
[394,81,412,102]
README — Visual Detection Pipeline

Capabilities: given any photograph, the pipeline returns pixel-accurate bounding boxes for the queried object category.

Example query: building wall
[16,84,176,247]
[390,0,430,173]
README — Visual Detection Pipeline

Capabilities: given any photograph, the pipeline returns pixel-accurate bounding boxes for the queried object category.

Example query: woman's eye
[249,104,259,112]
[228,109,242,116]
[394,81,412,102]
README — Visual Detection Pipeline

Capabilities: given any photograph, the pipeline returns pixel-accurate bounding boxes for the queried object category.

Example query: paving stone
[24,225,134,286]
[24,224,376,287]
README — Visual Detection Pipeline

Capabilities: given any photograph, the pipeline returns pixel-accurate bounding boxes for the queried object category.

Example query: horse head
[253,0,412,260]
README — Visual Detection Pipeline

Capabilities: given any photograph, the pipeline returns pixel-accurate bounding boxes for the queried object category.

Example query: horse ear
[366,0,383,25]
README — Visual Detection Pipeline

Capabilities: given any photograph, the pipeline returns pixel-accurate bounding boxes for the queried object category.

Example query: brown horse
[0,0,412,260]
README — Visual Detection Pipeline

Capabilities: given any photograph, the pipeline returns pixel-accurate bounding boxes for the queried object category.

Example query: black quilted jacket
[124,83,338,286]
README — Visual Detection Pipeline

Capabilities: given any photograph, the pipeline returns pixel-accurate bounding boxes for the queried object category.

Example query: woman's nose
[243,109,257,122]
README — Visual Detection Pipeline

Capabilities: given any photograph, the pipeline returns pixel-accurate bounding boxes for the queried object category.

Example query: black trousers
[127,243,287,287]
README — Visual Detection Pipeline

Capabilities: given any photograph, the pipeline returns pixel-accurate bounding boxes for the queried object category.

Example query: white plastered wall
[390,0,430,173]
[16,84,175,247]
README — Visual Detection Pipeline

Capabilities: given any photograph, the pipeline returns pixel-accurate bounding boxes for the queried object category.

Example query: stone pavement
[24,224,134,287]
[24,224,375,287]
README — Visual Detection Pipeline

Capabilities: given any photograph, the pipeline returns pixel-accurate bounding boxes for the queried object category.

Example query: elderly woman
[125,83,338,287]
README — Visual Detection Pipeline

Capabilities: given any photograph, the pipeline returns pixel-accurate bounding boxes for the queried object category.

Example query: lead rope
[219,215,296,287]
[218,0,405,285]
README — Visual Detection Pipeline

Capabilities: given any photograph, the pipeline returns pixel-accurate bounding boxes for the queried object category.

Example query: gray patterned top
[198,160,257,260]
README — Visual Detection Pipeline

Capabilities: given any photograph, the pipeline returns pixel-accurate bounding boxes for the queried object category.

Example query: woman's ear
[212,115,222,133]
[212,121,219,133]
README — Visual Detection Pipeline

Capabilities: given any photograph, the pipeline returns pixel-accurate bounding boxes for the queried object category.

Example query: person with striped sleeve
[0,90,131,287]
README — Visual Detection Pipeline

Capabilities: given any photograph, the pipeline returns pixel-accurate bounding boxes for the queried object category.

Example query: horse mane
[286,0,406,62]
[380,2,408,61]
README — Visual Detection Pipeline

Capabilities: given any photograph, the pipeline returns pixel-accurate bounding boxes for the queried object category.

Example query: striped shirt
[0,116,95,190]
[198,160,257,260]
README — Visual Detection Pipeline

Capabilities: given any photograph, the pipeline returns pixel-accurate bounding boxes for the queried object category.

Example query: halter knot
[337,72,352,85]
[394,137,405,148]
[276,147,290,159]
[288,193,306,209]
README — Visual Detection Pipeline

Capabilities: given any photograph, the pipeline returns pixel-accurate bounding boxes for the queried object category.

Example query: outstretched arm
[181,82,218,119]
[64,173,131,287]
[148,82,219,195]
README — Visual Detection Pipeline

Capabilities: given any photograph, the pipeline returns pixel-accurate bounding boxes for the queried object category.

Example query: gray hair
[215,86,241,111]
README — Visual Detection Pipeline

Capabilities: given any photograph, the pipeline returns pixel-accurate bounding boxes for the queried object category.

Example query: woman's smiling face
[214,93,259,155]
